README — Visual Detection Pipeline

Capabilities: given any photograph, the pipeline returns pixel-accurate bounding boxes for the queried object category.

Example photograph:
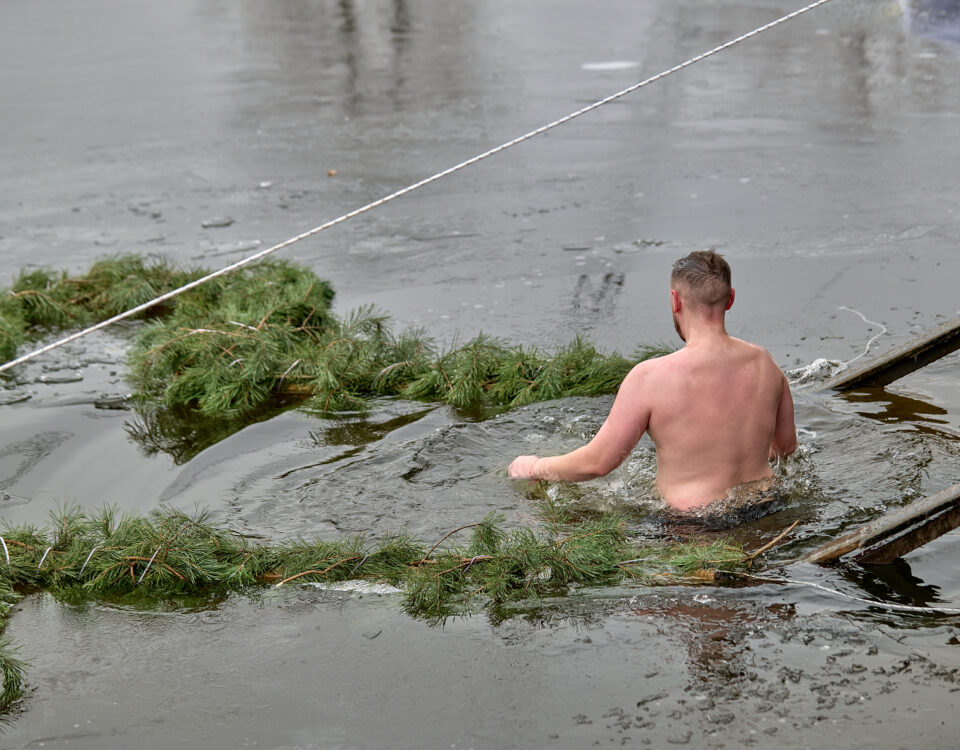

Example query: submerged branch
[416,523,483,565]
[275,556,361,587]
[741,520,800,567]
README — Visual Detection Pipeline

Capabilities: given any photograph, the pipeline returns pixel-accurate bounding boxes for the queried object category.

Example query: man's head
[670,249,734,341]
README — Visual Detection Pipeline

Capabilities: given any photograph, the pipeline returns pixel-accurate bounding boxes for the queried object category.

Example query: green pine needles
[0,584,24,712]
[0,503,751,710]
[1,254,671,416]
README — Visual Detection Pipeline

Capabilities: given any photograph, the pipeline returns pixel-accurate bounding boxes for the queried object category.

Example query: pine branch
[2,254,668,450]
[0,504,752,708]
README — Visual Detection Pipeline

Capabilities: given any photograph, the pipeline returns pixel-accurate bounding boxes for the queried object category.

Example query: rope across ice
[0,0,838,376]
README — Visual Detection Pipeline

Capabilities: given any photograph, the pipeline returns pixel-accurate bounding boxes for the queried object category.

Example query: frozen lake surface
[2,0,960,747]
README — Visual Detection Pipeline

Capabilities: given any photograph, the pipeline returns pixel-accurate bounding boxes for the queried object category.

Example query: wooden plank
[826,315,960,392]
[802,481,960,564]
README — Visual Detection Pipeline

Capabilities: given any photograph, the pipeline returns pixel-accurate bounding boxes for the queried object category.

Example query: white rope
[79,546,99,575]
[837,305,888,370]
[277,358,302,388]
[350,553,370,576]
[137,546,162,584]
[732,571,960,615]
[37,546,53,571]
[0,0,837,375]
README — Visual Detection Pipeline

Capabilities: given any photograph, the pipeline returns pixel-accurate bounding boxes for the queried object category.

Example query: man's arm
[769,372,797,459]
[509,363,652,481]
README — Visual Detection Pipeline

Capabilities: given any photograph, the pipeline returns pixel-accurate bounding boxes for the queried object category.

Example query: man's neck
[680,316,728,347]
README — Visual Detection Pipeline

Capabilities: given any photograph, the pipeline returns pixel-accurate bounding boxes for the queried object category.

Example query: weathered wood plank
[802,481,960,564]
[826,315,960,392]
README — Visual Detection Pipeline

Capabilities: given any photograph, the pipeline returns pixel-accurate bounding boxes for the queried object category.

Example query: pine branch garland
[0,504,751,709]
[2,255,670,420]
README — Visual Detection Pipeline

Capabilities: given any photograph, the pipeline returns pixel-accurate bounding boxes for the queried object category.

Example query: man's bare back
[508,250,796,511]
[639,336,793,509]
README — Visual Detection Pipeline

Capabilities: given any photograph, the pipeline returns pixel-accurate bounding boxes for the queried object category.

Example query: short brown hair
[671,249,731,307]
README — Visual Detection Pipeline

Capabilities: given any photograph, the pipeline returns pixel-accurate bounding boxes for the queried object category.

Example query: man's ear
[725,288,735,311]
[671,288,681,313]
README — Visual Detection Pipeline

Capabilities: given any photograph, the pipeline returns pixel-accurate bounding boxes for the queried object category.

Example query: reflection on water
[310,404,437,446]
[630,598,795,682]
[839,386,957,438]
[840,556,944,610]
[10,583,959,750]
[0,431,71,494]
[227,0,480,131]
[902,0,960,45]
[124,401,297,465]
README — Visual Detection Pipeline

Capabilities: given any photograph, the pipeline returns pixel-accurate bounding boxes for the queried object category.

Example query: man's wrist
[531,457,545,480]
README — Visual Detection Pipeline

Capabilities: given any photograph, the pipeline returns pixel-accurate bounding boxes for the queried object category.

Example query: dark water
[2,0,960,747]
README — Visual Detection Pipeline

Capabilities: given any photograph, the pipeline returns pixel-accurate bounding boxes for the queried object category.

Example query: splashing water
[787,357,844,386]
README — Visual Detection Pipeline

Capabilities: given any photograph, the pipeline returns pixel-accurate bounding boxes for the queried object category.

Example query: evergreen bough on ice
[0,254,672,416]
[0,503,752,711]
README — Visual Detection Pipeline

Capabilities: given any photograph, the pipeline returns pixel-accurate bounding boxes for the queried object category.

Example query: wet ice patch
[94,393,132,410]
[200,216,234,228]
[195,239,262,259]
[37,371,84,384]
[580,60,640,71]
[306,580,402,595]
[0,391,31,406]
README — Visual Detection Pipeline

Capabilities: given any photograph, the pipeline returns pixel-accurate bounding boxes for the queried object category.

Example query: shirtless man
[508,250,796,511]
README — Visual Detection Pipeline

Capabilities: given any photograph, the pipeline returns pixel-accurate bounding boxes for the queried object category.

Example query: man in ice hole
[509,250,797,511]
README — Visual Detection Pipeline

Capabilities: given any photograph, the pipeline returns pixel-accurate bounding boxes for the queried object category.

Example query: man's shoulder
[730,336,768,354]
[731,337,780,364]
[632,349,683,372]
[624,350,681,385]
[728,338,787,387]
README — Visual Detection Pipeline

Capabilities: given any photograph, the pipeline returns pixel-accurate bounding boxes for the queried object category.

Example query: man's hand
[508,455,540,480]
